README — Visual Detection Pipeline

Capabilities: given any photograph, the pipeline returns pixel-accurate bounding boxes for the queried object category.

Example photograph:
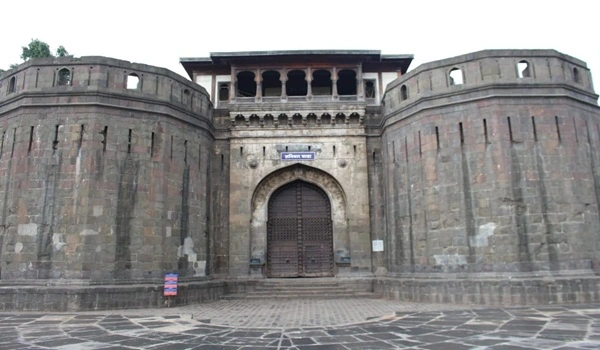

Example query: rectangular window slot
[459,122,464,145]
[11,128,17,157]
[392,141,395,163]
[435,126,440,149]
[333,145,336,156]
[150,132,155,157]
[127,129,132,154]
[170,135,174,159]
[184,140,188,163]
[102,126,108,152]
[53,125,60,151]
[78,125,84,150]
[573,117,579,143]
[0,131,5,159]
[483,119,489,144]
[532,117,538,142]
[555,116,562,143]
[418,131,422,157]
[507,117,513,142]
[263,146,266,157]
[28,126,34,153]
[240,146,243,156]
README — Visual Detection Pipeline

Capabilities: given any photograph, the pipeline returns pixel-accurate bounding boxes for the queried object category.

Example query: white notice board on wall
[372,240,384,252]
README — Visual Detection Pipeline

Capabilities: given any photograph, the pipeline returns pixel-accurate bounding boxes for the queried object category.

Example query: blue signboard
[281,152,316,161]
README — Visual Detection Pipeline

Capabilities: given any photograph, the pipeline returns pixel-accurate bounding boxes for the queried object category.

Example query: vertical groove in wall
[587,122,600,229]
[534,140,560,271]
[404,137,415,271]
[510,144,532,272]
[114,158,139,280]
[38,153,62,279]
[178,166,190,275]
[460,124,476,267]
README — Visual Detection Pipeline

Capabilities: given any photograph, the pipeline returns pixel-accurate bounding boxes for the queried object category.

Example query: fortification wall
[378,50,600,278]
[0,57,214,286]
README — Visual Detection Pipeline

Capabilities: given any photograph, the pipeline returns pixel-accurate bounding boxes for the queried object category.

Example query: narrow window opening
[555,116,562,143]
[263,146,266,157]
[182,89,190,105]
[418,131,422,157]
[311,70,332,95]
[87,67,92,86]
[35,69,39,88]
[435,126,440,149]
[150,132,155,157]
[0,131,5,159]
[573,67,580,83]
[333,145,336,156]
[8,77,16,93]
[483,119,489,144]
[286,70,307,96]
[507,117,513,142]
[184,140,188,164]
[285,146,288,152]
[78,125,84,150]
[239,146,243,156]
[57,68,71,86]
[218,83,230,101]
[198,145,202,168]
[170,135,173,159]
[236,71,256,97]
[449,68,463,85]
[28,126,34,153]
[517,60,530,78]
[392,141,396,163]
[127,129,132,154]
[532,117,538,142]
[11,129,17,158]
[400,85,408,101]
[53,125,60,151]
[353,145,356,155]
[573,118,579,143]
[308,145,311,151]
[364,80,376,98]
[459,122,464,145]
[337,69,357,95]
[102,126,108,153]
[220,154,224,171]
[372,151,376,161]
[127,73,140,89]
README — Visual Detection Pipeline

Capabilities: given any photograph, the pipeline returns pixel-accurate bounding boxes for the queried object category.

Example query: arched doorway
[267,180,334,277]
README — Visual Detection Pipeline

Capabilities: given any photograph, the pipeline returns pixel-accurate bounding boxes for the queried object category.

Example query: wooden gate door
[267,180,334,277]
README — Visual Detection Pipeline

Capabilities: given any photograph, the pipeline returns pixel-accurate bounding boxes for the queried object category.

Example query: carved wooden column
[332,67,339,100]
[306,68,312,99]
[230,68,237,101]
[255,69,262,102]
[356,64,364,100]
[280,69,287,101]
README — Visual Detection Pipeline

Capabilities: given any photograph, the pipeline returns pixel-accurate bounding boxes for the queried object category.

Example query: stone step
[221,292,379,300]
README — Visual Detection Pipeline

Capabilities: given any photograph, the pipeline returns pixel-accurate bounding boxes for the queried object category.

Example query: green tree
[20,39,71,61]
[21,39,52,60]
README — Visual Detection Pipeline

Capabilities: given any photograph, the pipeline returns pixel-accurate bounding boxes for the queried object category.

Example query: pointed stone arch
[250,164,349,272]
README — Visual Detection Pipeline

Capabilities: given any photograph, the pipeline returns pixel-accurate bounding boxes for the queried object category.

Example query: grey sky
[2,0,599,91]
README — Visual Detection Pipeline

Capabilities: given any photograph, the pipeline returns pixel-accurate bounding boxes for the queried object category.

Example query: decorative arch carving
[249,164,349,267]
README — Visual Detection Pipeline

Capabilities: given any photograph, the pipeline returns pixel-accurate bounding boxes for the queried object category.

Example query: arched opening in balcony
[337,69,357,95]
[312,70,332,95]
[262,70,281,97]
[287,70,307,96]
[236,71,256,97]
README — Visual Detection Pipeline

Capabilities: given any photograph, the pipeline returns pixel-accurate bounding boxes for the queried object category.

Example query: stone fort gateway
[0,49,599,311]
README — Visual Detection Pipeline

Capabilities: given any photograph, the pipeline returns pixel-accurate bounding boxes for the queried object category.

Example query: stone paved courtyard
[1,299,600,349]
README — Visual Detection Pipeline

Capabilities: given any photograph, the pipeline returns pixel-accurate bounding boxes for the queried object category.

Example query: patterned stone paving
[1,299,599,349]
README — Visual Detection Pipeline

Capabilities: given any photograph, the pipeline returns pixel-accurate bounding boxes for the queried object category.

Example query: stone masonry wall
[379,50,600,276]
[0,57,214,283]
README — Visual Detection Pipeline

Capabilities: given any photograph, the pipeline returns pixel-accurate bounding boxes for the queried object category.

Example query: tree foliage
[3,39,73,72]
